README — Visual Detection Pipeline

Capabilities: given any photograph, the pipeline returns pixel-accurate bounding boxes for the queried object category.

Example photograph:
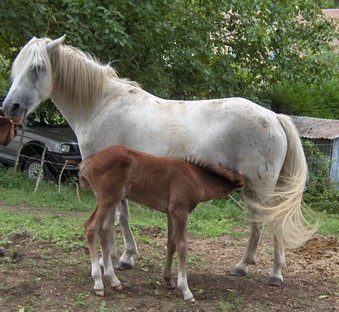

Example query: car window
[26,111,70,128]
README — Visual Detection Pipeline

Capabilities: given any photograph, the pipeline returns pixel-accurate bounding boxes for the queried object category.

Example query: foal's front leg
[163,215,176,289]
[100,210,122,291]
[170,209,194,301]
[88,233,104,296]
[116,198,139,270]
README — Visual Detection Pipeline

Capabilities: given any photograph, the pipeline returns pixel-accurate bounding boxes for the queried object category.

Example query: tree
[0,0,337,108]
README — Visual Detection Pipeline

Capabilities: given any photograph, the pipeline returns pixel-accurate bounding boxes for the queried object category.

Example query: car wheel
[24,153,53,181]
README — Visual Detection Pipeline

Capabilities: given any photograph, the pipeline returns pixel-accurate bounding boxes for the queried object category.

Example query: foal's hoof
[115,261,133,271]
[95,289,105,297]
[268,276,283,286]
[229,267,247,276]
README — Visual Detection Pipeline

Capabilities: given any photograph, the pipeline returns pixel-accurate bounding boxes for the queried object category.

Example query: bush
[302,140,339,214]
[258,78,339,119]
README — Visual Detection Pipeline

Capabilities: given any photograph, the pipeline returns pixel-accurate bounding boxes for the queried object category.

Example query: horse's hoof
[114,284,123,291]
[115,261,133,271]
[268,276,283,286]
[0,246,5,257]
[229,267,247,276]
[95,289,105,297]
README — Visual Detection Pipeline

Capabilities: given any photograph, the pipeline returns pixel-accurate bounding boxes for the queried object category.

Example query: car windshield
[26,111,70,128]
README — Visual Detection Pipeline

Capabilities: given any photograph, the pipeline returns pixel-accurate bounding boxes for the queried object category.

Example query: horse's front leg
[163,214,176,289]
[268,235,285,286]
[116,198,139,270]
[230,219,262,276]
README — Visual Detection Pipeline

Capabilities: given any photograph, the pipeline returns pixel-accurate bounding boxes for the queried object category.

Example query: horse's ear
[47,34,66,53]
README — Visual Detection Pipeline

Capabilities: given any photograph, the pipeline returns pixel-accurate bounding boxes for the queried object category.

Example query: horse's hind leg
[116,198,139,270]
[230,217,262,276]
[268,235,285,286]
[230,189,285,285]
[230,188,262,276]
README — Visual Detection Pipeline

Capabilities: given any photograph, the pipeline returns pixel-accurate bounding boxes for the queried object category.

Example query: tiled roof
[290,115,339,140]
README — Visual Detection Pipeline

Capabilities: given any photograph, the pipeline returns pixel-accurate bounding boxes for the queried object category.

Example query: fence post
[58,161,67,192]
[14,128,25,171]
[33,145,47,193]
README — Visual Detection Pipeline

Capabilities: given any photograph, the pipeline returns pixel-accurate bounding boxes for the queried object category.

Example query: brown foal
[79,145,245,301]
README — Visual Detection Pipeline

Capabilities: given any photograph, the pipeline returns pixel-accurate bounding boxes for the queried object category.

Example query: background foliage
[0,0,338,117]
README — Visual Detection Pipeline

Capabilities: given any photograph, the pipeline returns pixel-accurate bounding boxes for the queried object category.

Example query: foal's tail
[78,158,91,189]
[251,115,317,248]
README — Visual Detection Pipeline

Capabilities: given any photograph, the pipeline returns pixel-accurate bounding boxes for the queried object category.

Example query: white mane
[12,37,140,110]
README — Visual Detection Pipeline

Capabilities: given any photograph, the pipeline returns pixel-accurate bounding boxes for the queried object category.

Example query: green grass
[0,165,338,247]
[0,208,87,249]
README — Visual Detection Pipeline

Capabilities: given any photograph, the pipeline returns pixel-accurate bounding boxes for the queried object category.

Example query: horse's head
[2,35,66,123]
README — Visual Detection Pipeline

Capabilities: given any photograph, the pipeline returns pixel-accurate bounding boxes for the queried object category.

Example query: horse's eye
[36,65,45,73]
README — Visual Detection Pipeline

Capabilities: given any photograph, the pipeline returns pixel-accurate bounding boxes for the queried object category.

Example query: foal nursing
[79,145,244,301]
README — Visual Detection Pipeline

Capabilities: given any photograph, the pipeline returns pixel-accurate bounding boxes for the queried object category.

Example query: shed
[290,115,339,184]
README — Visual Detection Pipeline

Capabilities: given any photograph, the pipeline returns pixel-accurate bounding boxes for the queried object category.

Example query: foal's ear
[47,34,66,53]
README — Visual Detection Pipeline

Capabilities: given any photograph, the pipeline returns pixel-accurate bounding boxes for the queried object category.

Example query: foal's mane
[184,157,239,183]
[13,37,140,110]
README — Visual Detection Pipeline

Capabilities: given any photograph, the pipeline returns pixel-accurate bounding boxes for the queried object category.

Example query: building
[291,115,339,184]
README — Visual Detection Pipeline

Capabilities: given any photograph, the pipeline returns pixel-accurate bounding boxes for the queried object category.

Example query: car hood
[23,126,78,144]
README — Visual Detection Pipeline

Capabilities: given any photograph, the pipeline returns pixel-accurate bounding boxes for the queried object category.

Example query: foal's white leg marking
[171,209,194,301]
[92,259,104,296]
[178,270,194,301]
[87,229,105,296]
[116,199,138,270]
[268,235,285,286]
[230,220,262,276]
[102,248,122,290]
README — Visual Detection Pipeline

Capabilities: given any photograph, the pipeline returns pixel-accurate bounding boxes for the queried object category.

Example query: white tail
[250,114,318,248]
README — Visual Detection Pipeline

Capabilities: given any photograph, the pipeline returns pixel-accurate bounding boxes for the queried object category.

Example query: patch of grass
[0,165,95,212]
[97,301,120,312]
[218,289,244,311]
[0,208,87,250]
[0,165,338,245]
[318,213,339,236]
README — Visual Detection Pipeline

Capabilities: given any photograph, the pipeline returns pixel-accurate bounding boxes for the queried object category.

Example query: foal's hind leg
[116,198,139,270]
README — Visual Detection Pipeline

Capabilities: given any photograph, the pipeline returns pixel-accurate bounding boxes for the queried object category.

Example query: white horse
[3,35,316,289]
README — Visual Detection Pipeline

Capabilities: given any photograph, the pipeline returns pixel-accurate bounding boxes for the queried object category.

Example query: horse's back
[80,96,288,189]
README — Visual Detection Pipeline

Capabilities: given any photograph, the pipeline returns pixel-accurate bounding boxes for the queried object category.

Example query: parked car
[0,111,82,181]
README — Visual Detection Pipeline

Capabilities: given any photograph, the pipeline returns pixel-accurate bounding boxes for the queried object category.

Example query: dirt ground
[0,205,338,312]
